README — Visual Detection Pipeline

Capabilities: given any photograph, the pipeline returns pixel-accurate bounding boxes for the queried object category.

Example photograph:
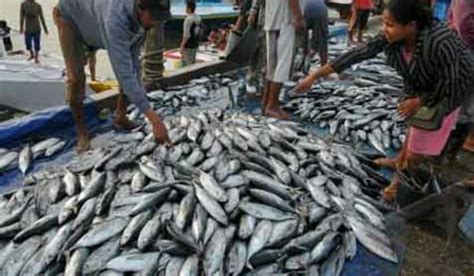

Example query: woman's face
[382,10,416,44]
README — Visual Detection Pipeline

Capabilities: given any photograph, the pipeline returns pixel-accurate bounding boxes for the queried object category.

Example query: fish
[105,252,161,272]
[194,183,228,226]
[44,141,67,157]
[0,105,401,275]
[19,144,32,175]
[246,220,273,267]
[73,217,130,248]
[0,151,19,171]
[239,201,296,221]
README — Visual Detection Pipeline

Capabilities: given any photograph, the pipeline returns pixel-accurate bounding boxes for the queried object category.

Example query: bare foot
[264,108,290,120]
[462,137,474,153]
[113,117,138,130]
[34,59,39,64]
[28,56,34,61]
[76,135,91,154]
[374,157,397,169]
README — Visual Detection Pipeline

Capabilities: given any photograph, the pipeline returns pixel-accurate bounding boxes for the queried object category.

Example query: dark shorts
[304,14,329,53]
[25,32,41,51]
[355,9,371,31]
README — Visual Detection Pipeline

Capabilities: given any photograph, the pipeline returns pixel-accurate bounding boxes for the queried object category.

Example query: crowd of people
[0,0,472,201]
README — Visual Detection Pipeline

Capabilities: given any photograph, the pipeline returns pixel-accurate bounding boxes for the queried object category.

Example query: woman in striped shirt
[295,0,474,201]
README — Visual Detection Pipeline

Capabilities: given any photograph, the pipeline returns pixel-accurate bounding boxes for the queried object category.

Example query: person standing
[262,0,305,119]
[448,0,474,152]
[295,0,474,201]
[20,0,48,63]
[142,23,166,91]
[303,0,329,66]
[53,0,171,152]
[348,0,374,44]
[246,0,266,95]
[0,20,13,53]
[180,1,202,66]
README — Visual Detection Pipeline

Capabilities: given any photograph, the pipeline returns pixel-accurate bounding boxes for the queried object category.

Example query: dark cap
[138,0,172,22]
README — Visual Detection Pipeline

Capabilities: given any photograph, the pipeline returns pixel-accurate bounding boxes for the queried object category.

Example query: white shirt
[264,0,306,31]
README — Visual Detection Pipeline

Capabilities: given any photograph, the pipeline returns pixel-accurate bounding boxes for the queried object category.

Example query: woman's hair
[386,0,432,28]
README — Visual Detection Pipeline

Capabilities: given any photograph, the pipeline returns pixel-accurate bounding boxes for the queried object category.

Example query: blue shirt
[58,0,150,112]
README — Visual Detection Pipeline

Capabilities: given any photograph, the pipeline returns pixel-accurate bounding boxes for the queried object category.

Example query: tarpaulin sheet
[0,78,402,276]
[0,99,105,193]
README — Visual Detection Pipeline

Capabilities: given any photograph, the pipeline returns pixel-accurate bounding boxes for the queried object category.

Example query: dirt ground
[399,148,474,276]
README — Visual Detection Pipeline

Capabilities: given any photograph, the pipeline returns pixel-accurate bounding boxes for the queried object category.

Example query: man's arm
[38,5,48,34]
[289,0,304,29]
[105,20,151,113]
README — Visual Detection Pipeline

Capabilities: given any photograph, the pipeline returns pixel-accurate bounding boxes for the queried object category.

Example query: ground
[399,149,474,276]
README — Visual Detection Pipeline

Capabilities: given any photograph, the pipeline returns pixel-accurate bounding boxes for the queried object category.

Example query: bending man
[54,0,171,152]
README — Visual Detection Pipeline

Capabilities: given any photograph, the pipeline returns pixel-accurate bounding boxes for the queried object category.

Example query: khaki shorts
[53,6,86,105]
[266,24,296,83]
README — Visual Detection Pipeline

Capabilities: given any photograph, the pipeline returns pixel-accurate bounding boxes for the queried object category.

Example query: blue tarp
[0,33,402,275]
[0,99,98,147]
[0,99,107,192]
[0,92,403,276]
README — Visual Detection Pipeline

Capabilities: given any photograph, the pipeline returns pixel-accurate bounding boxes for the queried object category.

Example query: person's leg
[375,131,408,169]
[247,30,266,95]
[383,151,425,202]
[190,48,197,64]
[302,18,312,57]
[113,89,138,130]
[347,5,357,45]
[25,33,34,60]
[263,31,278,112]
[54,7,89,152]
[33,32,41,63]
[357,10,370,43]
[142,24,165,91]
[264,24,295,120]
[314,9,329,65]
[182,48,191,67]
[89,51,97,81]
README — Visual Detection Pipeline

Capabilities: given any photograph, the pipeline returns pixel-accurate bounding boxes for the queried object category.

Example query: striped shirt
[330,22,474,115]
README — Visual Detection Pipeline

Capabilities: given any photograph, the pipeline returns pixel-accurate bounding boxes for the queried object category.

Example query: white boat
[0,53,93,113]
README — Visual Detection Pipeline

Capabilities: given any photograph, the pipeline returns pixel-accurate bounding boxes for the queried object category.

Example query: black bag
[405,101,445,130]
[225,26,258,63]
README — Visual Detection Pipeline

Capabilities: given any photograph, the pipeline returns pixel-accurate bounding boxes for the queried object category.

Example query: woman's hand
[397,97,422,118]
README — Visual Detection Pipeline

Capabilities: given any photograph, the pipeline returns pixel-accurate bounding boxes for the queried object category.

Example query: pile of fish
[286,57,406,154]
[0,138,66,174]
[129,75,239,121]
[0,110,398,275]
